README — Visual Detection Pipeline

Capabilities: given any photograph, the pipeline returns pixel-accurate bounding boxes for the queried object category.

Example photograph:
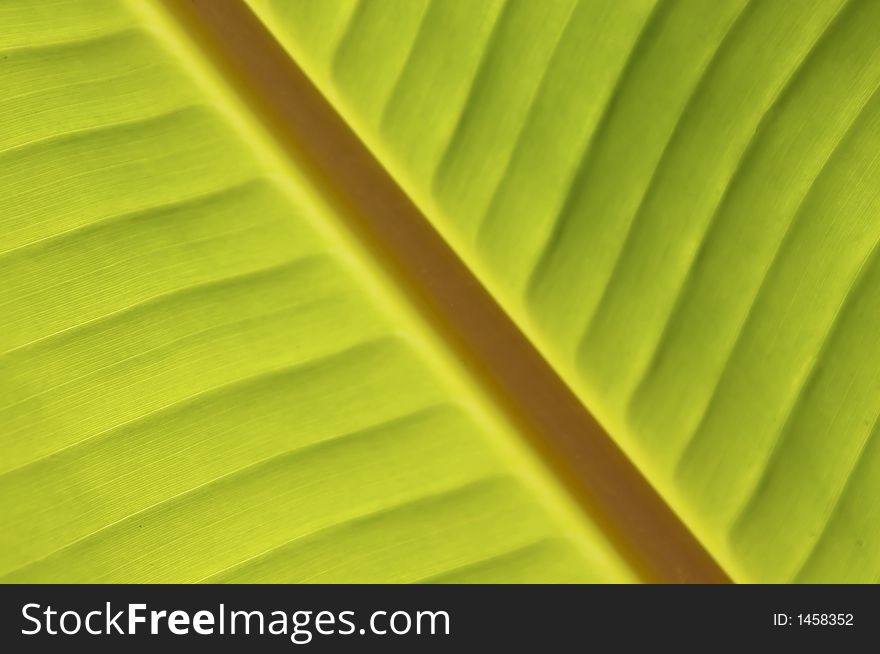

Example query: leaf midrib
[157,0,730,583]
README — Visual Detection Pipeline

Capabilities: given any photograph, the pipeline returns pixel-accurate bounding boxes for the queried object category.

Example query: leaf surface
[0,0,635,583]
[250,0,880,582]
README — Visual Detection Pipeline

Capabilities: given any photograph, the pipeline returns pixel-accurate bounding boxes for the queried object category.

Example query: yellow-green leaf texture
[0,0,636,583]
[250,0,880,583]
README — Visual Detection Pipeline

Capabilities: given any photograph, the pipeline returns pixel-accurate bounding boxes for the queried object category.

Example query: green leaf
[0,0,635,583]
[252,0,880,582]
